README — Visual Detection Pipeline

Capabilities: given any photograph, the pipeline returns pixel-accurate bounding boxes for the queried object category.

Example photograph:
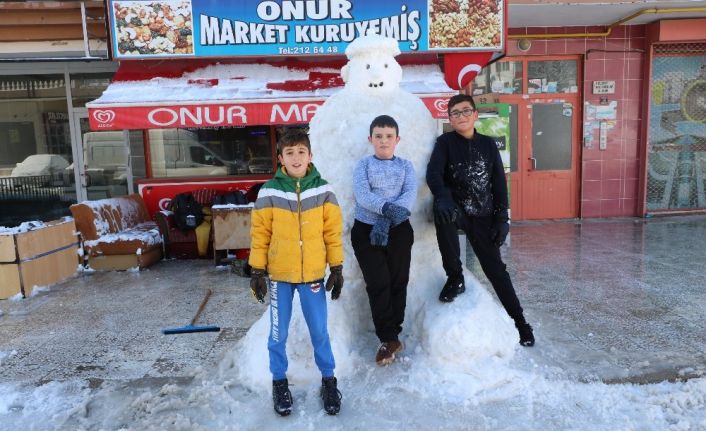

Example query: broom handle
[191,289,213,325]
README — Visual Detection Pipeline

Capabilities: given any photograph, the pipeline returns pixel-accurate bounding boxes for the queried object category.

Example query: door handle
[528,157,537,170]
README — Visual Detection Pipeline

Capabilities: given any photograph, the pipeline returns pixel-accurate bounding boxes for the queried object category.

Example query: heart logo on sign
[93,110,116,124]
[433,99,448,113]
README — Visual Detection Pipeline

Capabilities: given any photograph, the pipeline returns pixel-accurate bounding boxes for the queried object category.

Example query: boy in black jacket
[426,94,534,347]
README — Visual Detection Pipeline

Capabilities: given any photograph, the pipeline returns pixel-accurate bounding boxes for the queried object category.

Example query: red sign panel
[88,96,450,130]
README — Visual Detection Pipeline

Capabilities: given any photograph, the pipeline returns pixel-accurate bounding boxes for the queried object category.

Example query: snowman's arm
[352,158,387,214]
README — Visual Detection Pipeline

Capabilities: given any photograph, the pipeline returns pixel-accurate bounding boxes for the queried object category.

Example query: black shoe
[516,322,535,347]
[320,376,342,415]
[272,379,293,416]
[439,277,465,303]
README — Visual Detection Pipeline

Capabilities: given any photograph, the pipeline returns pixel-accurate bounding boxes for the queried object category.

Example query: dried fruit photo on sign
[114,1,194,56]
[429,0,502,49]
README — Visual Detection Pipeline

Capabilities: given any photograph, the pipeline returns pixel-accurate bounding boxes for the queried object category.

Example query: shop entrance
[472,56,581,220]
[71,108,131,202]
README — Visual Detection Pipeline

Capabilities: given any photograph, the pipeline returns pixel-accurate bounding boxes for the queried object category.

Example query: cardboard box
[212,206,252,250]
[0,218,79,299]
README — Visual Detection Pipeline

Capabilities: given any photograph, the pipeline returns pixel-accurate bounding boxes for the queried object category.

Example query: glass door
[71,109,132,201]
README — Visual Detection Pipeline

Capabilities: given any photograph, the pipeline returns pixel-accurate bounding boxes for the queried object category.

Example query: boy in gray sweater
[351,115,417,366]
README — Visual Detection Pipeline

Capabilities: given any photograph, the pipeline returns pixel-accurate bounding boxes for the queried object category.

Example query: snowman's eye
[366,64,370,69]
[384,64,388,68]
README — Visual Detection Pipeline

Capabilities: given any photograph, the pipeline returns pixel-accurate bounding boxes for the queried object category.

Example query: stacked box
[0,218,79,299]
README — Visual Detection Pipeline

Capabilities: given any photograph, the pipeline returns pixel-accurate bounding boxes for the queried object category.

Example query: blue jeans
[268,280,335,380]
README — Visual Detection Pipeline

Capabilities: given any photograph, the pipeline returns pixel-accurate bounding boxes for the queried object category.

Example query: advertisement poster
[476,103,511,174]
[109,0,505,58]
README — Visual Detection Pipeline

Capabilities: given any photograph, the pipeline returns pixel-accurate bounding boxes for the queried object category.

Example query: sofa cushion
[83,222,161,256]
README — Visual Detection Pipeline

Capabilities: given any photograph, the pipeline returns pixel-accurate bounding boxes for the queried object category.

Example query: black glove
[491,208,510,247]
[325,265,343,300]
[250,268,267,303]
[433,196,458,225]
[382,202,410,226]
[370,217,392,247]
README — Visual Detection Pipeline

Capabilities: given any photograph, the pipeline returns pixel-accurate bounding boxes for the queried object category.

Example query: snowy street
[1,215,705,430]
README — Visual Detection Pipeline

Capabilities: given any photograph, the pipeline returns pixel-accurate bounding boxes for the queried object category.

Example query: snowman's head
[341,34,402,96]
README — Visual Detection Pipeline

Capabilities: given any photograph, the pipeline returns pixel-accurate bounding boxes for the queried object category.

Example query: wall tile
[623,178,639,199]
[583,160,602,180]
[625,159,640,179]
[582,180,602,200]
[581,200,602,218]
[626,59,644,79]
[546,39,567,55]
[628,25,646,38]
[602,179,623,199]
[604,159,624,180]
[601,199,622,217]
[621,199,638,216]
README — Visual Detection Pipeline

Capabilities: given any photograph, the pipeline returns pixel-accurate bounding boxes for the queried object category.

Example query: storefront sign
[109,0,505,58]
[88,96,450,130]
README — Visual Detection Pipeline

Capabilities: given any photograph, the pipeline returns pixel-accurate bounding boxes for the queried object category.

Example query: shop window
[148,126,274,178]
[70,73,113,108]
[472,61,523,95]
[0,74,74,226]
[647,51,706,211]
[527,60,578,94]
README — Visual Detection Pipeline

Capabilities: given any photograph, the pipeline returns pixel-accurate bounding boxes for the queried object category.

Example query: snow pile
[0,220,47,235]
[91,62,452,105]
[226,34,515,392]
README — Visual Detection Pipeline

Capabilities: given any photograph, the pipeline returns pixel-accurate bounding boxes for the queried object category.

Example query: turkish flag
[442,52,494,90]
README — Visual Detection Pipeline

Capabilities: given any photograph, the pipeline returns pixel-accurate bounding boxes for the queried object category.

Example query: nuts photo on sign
[429,0,502,49]
[114,1,193,56]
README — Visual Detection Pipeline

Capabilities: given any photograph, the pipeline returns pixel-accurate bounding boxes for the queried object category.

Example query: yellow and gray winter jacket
[249,163,343,283]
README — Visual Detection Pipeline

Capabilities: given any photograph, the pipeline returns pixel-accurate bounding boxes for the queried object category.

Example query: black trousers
[351,219,414,343]
[434,214,525,323]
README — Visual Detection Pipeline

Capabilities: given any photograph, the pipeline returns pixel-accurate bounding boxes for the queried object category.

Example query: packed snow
[1,35,705,430]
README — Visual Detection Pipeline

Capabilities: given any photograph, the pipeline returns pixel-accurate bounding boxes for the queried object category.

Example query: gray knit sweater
[352,155,417,225]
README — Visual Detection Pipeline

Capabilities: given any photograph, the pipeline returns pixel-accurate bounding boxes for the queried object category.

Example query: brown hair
[277,129,311,154]
[448,94,477,114]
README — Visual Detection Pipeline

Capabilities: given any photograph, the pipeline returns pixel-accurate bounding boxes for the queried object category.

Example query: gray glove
[370,217,392,247]
[382,202,410,226]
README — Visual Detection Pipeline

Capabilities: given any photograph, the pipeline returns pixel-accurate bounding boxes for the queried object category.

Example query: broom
[162,288,221,335]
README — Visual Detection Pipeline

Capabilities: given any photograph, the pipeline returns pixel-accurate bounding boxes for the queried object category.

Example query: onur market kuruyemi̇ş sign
[109,0,505,58]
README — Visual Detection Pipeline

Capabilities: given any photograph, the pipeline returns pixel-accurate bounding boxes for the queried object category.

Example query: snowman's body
[229,36,516,390]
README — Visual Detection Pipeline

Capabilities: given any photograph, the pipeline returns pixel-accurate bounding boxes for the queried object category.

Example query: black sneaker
[272,379,293,416]
[320,376,342,415]
[516,322,535,347]
[439,277,465,302]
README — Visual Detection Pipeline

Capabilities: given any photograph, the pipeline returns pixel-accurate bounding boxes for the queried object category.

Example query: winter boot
[375,340,404,366]
[516,322,535,347]
[272,379,293,416]
[439,276,465,303]
[320,376,342,415]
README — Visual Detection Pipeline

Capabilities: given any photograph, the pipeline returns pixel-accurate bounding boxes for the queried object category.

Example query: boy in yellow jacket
[249,129,344,417]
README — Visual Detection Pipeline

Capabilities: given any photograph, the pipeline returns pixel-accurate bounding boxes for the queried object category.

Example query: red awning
[87,56,456,130]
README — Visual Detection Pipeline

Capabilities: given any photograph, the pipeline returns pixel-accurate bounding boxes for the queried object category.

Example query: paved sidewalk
[1,215,705,386]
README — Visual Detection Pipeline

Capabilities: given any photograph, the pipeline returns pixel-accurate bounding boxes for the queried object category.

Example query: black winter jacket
[426,130,509,218]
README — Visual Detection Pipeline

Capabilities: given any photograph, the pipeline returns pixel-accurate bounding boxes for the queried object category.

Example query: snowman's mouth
[368,82,385,88]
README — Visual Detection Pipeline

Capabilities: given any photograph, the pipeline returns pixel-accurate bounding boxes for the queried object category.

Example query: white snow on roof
[89,63,453,105]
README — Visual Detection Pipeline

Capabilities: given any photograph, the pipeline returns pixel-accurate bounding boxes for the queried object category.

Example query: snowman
[226,35,517,391]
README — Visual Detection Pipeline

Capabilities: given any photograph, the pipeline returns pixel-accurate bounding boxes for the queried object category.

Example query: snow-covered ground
[2,35,705,430]
[1,340,705,430]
